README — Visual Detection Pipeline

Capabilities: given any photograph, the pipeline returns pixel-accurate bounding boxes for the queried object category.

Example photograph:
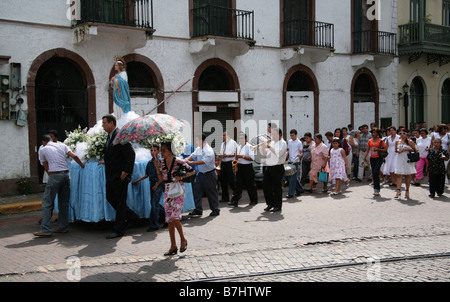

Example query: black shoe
[271,207,282,212]
[264,206,273,212]
[219,199,230,203]
[146,227,159,232]
[295,191,303,196]
[180,241,188,253]
[227,201,238,207]
[429,194,435,198]
[355,178,362,182]
[209,210,220,216]
[189,210,203,216]
[249,201,258,205]
[164,248,178,256]
[105,232,123,239]
[285,195,294,198]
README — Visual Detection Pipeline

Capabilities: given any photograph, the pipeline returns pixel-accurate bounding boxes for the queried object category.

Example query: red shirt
[367,138,386,158]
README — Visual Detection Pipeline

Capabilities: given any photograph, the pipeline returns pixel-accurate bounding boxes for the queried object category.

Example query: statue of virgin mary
[111,56,131,119]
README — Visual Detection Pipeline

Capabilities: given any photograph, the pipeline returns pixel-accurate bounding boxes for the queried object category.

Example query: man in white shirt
[186,134,220,217]
[229,133,258,206]
[260,128,287,212]
[285,129,304,198]
[217,131,237,202]
[34,135,85,237]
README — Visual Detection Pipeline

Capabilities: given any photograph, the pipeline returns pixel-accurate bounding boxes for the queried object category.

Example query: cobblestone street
[0,181,449,285]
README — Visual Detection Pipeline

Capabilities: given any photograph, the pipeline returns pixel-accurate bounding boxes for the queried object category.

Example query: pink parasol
[112,113,185,145]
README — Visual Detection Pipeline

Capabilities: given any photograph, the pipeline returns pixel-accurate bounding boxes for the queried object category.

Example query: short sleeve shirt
[367,138,386,158]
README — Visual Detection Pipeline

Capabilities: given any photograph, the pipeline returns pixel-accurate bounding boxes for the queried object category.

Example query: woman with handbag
[393,131,417,199]
[427,139,449,197]
[159,142,196,256]
[361,128,387,196]
[307,134,330,193]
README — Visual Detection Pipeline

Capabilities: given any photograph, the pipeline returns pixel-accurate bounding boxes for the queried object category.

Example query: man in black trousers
[101,114,140,239]
[260,127,287,212]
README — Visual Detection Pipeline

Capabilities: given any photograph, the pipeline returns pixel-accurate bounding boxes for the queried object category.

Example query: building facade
[398,0,450,129]
[0,0,398,195]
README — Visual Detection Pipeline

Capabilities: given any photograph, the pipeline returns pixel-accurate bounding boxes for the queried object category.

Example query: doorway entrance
[35,57,88,183]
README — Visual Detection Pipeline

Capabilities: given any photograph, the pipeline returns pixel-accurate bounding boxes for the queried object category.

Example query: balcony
[281,19,334,63]
[353,30,397,55]
[351,30,397,68]
[192,5,254,40]
[189,5,255,56]
[73,0,154,47]
[283,19,334,49]
[399,22,450,65]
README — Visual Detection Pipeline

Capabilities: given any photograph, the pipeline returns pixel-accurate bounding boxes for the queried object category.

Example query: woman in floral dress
[159,142,195,256]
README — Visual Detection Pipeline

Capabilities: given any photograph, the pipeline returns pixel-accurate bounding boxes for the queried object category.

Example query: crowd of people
[32,57,450,256]
[33,120,450,253]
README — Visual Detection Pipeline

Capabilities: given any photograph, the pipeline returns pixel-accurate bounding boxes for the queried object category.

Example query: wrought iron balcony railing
[77,0,153,29]
[192,5,254,40]
[353,30,397,55]
[283,19,334,49]
[399,22,450,48]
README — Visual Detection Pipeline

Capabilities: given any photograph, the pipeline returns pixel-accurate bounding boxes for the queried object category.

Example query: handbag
[378,140,388,158]
[407,151,420,163]
[167,182,184,199]
[318,169,329,183]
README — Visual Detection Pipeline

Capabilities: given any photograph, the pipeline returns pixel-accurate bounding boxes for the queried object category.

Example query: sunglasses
[399,132,406,135]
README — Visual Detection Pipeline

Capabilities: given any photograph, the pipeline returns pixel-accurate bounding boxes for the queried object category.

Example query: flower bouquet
[84,131,109,161]
[64,126,87,153]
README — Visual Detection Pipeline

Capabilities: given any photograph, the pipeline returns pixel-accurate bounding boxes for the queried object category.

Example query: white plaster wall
[0,0,70,26]
[0,0,399,182]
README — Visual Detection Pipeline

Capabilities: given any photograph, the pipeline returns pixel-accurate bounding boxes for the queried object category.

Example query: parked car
[253,161,264,184]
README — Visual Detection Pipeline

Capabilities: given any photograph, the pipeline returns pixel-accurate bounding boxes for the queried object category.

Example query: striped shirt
[39,142,71,173]
[359,132,372,152]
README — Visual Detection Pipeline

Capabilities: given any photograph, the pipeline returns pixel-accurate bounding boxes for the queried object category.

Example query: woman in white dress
[342,127,354,177]
[382,126,399,186]
[394,131,417,199]
[414,128,431,186]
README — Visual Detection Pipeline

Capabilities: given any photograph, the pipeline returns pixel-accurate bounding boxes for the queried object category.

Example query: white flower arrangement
[140,132,186,156]
[84,130,109,161]
[64,126,88,152]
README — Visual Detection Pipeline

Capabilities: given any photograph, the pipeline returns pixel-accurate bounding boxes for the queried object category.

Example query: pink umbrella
[112,113,185,145]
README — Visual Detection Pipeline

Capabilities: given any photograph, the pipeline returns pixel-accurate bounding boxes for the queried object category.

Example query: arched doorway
[193,59,240,149]
[351,68,379,128]
[108,54,164,115]
[27,49,95,184]
[409,77,425,129]
[442,78,450,123]
[283,64,319,136]
[35,58,88,183]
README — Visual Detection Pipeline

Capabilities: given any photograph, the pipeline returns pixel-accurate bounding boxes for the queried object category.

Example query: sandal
[394,189,401,199]
[405,190,410,199]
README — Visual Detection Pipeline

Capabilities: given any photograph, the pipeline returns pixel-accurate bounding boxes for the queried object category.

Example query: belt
[198,169,216,175]
[48,170,69,175]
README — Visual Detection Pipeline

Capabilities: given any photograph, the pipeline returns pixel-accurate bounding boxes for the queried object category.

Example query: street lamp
[403,83,409,129]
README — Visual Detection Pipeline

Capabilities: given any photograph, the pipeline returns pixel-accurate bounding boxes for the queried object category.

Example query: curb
[0,201,42,214]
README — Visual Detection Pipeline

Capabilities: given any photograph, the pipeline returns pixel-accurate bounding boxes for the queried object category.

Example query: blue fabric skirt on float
[54,161,195,222]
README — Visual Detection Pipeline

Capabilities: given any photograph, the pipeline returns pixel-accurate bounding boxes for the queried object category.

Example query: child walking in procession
[329,138,349,195]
